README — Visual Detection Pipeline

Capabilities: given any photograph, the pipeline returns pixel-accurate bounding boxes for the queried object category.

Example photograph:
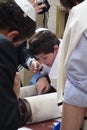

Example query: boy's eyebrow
[35,53,47,60]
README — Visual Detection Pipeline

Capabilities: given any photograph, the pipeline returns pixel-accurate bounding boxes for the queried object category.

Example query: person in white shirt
[57,0,87,130]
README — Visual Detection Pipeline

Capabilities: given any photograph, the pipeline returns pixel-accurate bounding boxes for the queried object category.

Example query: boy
[28,28,60,95]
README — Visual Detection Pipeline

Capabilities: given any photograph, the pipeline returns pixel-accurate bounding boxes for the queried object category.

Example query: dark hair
[0,0,36,42]
[29,30,60,56]
[60,0,84,10]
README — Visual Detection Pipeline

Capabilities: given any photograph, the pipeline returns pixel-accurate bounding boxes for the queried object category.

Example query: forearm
[30,72,50,85]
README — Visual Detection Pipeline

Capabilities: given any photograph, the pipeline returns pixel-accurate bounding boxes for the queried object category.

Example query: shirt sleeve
[64,30,87,107]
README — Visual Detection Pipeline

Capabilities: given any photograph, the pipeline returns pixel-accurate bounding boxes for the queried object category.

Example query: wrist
[29,59,36,66]
[30,73,50,85]
[26,57,35,67]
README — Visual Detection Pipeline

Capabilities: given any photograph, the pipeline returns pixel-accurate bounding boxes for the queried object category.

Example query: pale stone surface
[48,0,59,33]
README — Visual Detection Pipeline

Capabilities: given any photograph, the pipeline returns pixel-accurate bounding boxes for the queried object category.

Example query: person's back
[58,0,87,130]
[0,34,20,130]
[0,0,36,129]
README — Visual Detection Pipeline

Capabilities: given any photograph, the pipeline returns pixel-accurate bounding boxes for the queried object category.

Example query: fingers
[32,0,46,14]
[34,63,42,71]
[36,83,49,95]
[36,85,45,95]
[29,60,43,73]
[29,66,40,73]
[36,77,50,94]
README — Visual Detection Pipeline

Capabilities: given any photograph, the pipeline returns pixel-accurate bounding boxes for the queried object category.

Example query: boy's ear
[54,45,59,52]
[7,31,19,41]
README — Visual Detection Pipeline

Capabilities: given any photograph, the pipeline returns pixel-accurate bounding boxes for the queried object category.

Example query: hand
[13,72,21,99]
[31,0,46,14]
[36,77,50,95]
[29,60,43,73]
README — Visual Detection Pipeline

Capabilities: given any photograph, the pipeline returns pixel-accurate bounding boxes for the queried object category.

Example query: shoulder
[0,33,16,54]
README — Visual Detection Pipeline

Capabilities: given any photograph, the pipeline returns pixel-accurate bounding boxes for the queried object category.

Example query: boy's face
[35,51,57,67]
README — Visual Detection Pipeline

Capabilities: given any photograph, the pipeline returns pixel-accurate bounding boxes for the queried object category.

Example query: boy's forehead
[35,53,49,59]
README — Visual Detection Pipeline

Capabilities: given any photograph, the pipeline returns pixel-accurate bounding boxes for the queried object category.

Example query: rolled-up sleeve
[64,30,87,107]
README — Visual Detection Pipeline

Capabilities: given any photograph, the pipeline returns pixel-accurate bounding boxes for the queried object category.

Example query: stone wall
[48,0,59,33]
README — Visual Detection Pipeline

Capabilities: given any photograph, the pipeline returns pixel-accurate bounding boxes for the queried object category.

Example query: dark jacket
[16,41,31,70]
[17,41,28,69]
[0,34,20,130]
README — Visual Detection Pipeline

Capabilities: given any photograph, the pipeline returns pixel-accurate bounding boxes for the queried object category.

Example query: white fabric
[40,64,51,74]
[20,87,62,124]
[49,52,59,90]
[35,28,49,33]
[15,0,36,21]
[20,85,38,98]
[18,128,32,130]
[26,57,35,67]
[24,93,62,124]
[57,0,87,101]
